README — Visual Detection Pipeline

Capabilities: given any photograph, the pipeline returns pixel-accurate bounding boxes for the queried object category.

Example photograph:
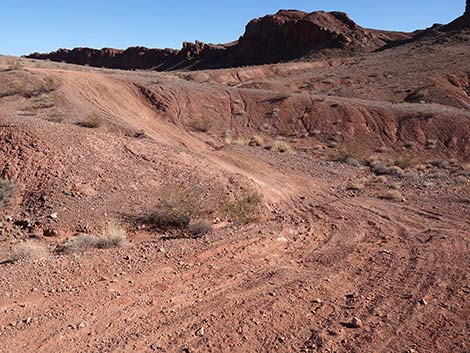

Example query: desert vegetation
[191,115,212,132]
[249,135,264,147]
[0,179,16,211]
[146,183,202,231]
[78,113,104,128]
[330,143,368,165]
[272,140,290,153]
[187,220,213,237]
[379,190,405,201]
[223,190,263,225]
[142,182,262,235]
[0,76,57,99]
[57,221,128,254]
[10,241,49,262]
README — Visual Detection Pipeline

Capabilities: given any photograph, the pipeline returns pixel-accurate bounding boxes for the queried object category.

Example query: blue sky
[0,0,465,56]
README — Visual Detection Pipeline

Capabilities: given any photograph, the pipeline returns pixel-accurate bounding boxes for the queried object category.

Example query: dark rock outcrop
[26,9,413,71]
[225,10,411,66]
[442,0,470,31]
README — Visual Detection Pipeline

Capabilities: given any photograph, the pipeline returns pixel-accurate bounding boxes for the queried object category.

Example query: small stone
[419,298,428,306]
[350,317,362,328]
[49,213,58,220]
[24,317,32,324]
[312,298,322,304]
[43,228,58,237]
[195,327,204,336]
[77,322,86,329]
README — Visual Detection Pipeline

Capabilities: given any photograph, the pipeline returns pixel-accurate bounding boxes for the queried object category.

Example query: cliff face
[226,10,411,66]
[26,10,413,71]
[442,0,470,30]
[27,47,178,70]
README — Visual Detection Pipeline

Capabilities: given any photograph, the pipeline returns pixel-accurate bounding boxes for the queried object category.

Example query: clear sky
[0,0,465,56]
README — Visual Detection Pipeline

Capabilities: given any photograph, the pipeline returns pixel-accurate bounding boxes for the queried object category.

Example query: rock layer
[26,10,413,71]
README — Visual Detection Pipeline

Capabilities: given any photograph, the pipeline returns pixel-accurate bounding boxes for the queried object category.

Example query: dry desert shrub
[272,140,290,153]
[99,222,129,248]
[249,135,264,147]
[379,190,404,201]
[58,221,128,254]
[26,77,57,98]
[428,159,450,169]
[45,112,66,123]
[7,59,24,71]
[368,159,404,177]
[0,76,57,99]
[330,143,368,164]
[191,116,212,132]
[10,241,49,262]
[134,129,146,138]
[78,113,103,128]
[346,180,365,191]
[147,183,202,230]
[390,155,417,169]
[0,81,26,98]
[233,137,248,146]
[224,191,263,225]
[187,220,213,237]
[0,179,16,211]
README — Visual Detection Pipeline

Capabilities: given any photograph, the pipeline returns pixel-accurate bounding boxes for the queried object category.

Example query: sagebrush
[0,179,16,211]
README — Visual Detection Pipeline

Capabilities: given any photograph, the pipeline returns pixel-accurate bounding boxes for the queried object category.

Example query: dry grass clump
[425,139,438,150]
[0,179,16,211]
[330,143,368,165]
[25,77,57,98]
[249,135,264,147]
[346,180,365,191]
[78,113,103,128]
[224,191,263,225]
[147,183,202,230]
[5,59,24,71]
[428,159,450,169]
[10,241,49,262]
[45,111,66,123]
[187,220,213,237]
[390,155,417,170]
[58,222,128,254]
[270,107,280,118]
[379,190,404,201]
[191,116,212,132]
[141,182,263,233]
[0,77,57,99]
[134,129,146,138]
[272,140,290,153]
[99,222,129,247]
[369,160,404,177]
[233,137,248,146]
[0,81,26,98]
